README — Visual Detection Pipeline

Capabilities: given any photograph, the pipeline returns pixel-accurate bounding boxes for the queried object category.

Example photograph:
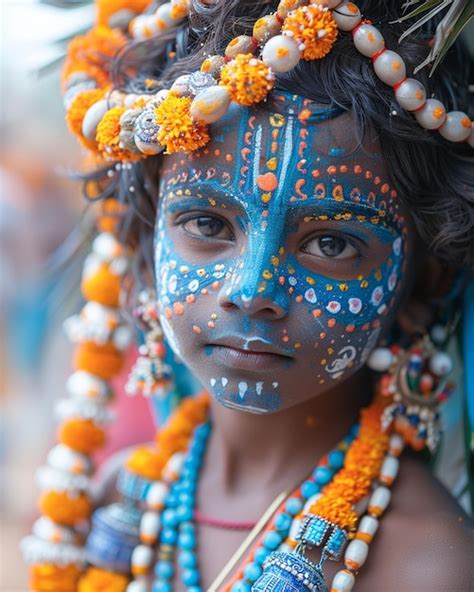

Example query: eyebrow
[163,179,398,234]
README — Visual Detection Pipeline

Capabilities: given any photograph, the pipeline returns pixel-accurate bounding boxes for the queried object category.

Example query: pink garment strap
[194,510,257,531]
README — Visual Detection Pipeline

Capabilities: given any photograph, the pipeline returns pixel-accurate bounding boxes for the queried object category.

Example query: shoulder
[355,454,474,591]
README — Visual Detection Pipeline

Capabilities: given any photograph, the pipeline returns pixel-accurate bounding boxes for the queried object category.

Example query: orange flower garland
[58,419,107,455]
[30,563,82,591]
[39,491,93,527]
[74,340,125,380]
[78,567,129,592]
[66,88,108,152]
[96,0,153,28]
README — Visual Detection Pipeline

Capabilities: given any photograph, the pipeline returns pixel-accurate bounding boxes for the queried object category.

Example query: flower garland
[21,198,132,592]
[61,0,473,164]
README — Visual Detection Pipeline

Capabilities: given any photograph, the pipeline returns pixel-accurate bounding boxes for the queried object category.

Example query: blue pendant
[251,551,328,592]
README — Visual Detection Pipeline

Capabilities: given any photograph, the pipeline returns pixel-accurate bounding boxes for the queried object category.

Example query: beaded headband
[65,0,473,160]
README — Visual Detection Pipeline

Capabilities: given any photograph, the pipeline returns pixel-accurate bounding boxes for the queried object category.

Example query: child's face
[155,94,412,414]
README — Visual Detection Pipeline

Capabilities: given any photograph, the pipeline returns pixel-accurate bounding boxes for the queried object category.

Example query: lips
[206,336,293,372]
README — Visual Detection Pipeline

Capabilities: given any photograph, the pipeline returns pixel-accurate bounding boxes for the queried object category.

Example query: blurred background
[0,2,472,591]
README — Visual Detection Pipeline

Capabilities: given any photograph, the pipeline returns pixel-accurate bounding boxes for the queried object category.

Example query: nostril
[219,300,236,311]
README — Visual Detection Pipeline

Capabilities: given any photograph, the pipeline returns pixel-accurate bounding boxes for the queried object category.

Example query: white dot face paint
[154,95,412,414]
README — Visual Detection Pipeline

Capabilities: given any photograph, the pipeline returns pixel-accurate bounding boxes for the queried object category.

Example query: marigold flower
[220,53,275,107]
[66,88,107,151]
[78,567,129,592]
[74,341,124,380]
[96,0,152,27]
[30,563,81,591]
[283,5,338,60]
[96,105,142,161]
[39,491,92,526]
[155,93,210,154]
[58,419,106,455]
[82,263,121,307]
[126,446,167,480]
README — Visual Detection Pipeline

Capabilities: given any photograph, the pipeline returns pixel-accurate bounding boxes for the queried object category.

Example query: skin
[153,93,473,590]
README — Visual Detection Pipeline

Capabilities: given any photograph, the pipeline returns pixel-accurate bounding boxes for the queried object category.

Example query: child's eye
[181,215,234,240]
[301,234,359,260]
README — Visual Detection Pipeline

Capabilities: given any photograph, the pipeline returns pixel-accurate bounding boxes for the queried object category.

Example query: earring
[367,326,454,452]
[125,289,172,398]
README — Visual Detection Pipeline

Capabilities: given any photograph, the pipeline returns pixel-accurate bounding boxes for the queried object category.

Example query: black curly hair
[82,0,474,281]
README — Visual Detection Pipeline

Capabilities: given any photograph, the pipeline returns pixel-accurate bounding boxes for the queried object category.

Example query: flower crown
[64,0,474,159]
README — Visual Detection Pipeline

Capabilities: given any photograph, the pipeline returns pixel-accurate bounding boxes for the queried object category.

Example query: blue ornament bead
[176,505,193,522]
[179,550,197,569]
[166,494,179,508]
[274,513,292,532]
[162,509,178,528]
[187,587,202,592]
[154,560,174,580]
[180,522,196,534]
[182,568,200,586]
[178,492,194,506]
[161,528,178,545]
[231,582,251,592]
[301,480,319,499]
[313,466,333,485]
[263,531,282,550]
[254,547,271,565]
[327,449,345,470]
[350,424,360,438]
[251,551,327,591]
[178,530,196,550]
[152,581,172,592]
[285,497,303,516]
[243,562,263,582]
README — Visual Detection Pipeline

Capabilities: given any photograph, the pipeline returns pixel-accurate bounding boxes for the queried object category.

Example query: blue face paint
[155,92,410,414]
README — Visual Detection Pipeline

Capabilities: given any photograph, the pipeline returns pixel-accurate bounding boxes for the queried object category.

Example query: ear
[396,254,455,336]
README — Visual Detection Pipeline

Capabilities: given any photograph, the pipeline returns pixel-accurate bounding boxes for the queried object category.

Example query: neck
[204,368,371,497]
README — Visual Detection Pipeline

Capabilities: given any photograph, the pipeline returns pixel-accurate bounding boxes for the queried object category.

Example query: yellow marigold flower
[62,26,127,89]
[96,0,152,27]
[78,567,129,592]
[282,5,338,60]
[311,496,358,531]
[30,564,81,591]
[155,94,210,154]
[96,105,141,161]
[220,53,275,107]
[126,446,167,480]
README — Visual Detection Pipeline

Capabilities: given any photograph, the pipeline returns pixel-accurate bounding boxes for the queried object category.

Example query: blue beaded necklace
[151,421,358,592]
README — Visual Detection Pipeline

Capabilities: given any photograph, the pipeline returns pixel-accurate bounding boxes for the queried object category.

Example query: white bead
[303,492,322,512]
[131,545,153,574]
[333,2,362,31]
[171,74,191,96]
[130,15,153,40]
[140,511,161,544]
[315,0,344,8]
[429,352,452,376]
[356,515,379,543]
[330,568,355,591]
[368,486,391,517]
[373,50,406,86]
[113,325,132,351]
[47,444,91,475]
[388,433,404,457]
[82,99,115,141]
[367,347,393,371]
[146,481,169,510]
[162,452,186,481]
[155,2,185,28]
[379,455,399,486]
[262,35,301,73]
[32,517,77,545]
[430,324,448,344]
[394,78,426,112]
[190,86,230,123]
[468,122,474,148]
[126,581,147,592]
[288,518,302,541]
[352,23,384,57]
[344,538,369,570]
[93,232,123,261]
[438,111,472,142]
[66,371,110,402]
[415,98,446,130]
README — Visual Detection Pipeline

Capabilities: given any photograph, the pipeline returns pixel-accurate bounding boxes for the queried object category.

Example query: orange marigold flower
[155,94,210,154]
[30,563,81,591]
[58,418,106,455]
[74,341,124,380]
[283,5,338,60]
[220,53,275,107]
[66,88,107,152]
[96,105,142,161]
[82,263,121,307]
[126,446,167,480]
[96,0,152,27]
[39,491,92,526]
[62,26,127,89]
[97,197,128,234]
[311,495,357,531]
[78,567,129,592]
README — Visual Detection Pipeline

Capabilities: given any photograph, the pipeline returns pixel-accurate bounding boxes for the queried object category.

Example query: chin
[208,379,283,414]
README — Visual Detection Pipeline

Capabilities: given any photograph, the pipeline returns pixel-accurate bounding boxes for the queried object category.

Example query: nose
[217,289,288,319]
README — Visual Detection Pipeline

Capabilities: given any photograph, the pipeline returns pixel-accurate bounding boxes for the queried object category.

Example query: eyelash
[174,212,367,260]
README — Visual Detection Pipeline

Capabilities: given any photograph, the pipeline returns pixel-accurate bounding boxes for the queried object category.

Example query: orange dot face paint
[154,92,412,414]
